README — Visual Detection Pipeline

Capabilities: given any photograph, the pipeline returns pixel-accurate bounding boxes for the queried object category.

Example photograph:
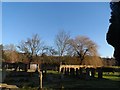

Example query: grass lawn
[42,70,120,89]
[3,70,120,90]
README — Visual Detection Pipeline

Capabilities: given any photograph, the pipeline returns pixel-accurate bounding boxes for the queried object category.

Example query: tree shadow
[2,70,120,89]
[3,71,40,88]
[41,72,120,89]
[59,76,120,89]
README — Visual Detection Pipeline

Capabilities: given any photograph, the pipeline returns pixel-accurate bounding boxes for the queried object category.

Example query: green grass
[47,70,60,74]
[4,70,120,90]
[95,72,120,81]
[104,66,120,68]
[42,70,120,89]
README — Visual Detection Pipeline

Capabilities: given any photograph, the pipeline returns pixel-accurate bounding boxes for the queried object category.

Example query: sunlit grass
[42,70,120,89]
[2,69,120,89]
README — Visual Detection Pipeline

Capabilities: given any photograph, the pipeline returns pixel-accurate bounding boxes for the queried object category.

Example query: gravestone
[97,67,103,79]
[61,68,64,74]
[76,68,79,77]
[85,68,90,80]
[66,68,69,75]
[91,68,95,78]
[70,68,75,76]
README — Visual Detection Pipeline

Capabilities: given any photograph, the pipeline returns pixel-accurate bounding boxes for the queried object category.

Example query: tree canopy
[106,2,120,66]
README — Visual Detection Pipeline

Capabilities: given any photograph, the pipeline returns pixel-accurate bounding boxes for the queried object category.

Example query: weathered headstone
[91,68,95,78]
[64,68,67,75]
[98,67,103,79]
[79,68,83,78]
[66,68,69,75]
[76,68,79,77]
[85,68,90,80]
[70,68,75,76]
[61,68,64,74]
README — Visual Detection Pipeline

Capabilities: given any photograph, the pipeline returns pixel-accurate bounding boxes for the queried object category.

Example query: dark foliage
[106,2,120,66]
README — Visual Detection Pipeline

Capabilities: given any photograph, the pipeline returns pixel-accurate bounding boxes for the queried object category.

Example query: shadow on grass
[42,71,120,89]
[2,70,120,89]
[3,71,40,88]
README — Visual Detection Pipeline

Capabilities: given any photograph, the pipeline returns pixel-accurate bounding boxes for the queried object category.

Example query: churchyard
[1,65,120,90]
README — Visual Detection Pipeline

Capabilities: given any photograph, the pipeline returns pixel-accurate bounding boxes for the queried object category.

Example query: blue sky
[2,2,114,57]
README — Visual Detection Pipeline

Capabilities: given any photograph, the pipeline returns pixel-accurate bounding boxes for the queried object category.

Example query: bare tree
[68,35,99,65]
[41,46,57,56]
[17,34,43,61]
[47,46,58,56]
[55,30,70,56]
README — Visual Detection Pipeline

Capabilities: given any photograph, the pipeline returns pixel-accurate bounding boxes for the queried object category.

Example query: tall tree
[68,35,99,65]
[55,30,70,56]
[17,34,43,62]
[106,2,120,66]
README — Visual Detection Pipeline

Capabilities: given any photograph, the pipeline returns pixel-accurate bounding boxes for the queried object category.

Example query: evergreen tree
[106,2,120,66]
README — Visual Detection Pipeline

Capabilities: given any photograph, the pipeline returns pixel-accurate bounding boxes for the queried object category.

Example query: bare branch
[55,30,70,56]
